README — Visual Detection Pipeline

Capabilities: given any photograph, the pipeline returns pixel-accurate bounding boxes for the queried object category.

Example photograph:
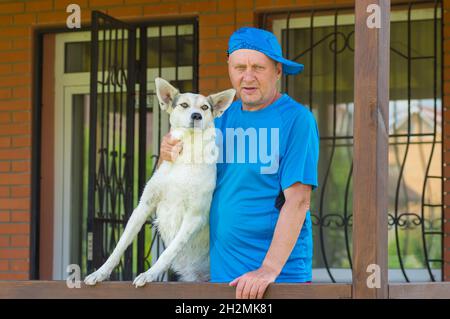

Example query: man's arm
[229,182,311,299]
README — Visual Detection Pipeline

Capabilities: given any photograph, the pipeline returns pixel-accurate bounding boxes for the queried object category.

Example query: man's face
[228,49,282,109]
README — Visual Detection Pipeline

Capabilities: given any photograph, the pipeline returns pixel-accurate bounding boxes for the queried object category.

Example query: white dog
[84,78,235,287]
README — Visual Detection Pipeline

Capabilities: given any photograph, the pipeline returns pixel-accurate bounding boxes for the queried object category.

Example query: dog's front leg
[133,215,206,287]
[84,180,159,285]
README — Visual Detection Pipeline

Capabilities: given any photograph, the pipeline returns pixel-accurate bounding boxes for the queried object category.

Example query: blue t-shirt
[209,93,320,283]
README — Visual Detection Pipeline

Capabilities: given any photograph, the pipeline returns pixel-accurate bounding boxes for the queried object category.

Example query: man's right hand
[158,132,183,165]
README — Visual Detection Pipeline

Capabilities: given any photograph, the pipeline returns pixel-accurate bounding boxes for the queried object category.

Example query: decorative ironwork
[261,0,443,282]
[88,11,198,280]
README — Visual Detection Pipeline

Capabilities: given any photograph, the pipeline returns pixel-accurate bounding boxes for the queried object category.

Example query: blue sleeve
[279,112,320,191]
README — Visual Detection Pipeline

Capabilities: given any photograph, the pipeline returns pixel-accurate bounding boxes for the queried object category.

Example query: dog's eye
[179,102,189,108]
[201,105,209,111]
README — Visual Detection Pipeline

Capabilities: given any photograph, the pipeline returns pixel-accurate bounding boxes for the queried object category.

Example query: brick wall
[0,0,448,281]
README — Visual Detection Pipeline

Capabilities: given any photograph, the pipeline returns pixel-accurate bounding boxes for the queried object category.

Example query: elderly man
[159,27,319,299]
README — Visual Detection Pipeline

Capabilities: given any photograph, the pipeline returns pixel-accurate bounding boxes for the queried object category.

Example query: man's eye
[201,105,209,111]
[179,103,189,108]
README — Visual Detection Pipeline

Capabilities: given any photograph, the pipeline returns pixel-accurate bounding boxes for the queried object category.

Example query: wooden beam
[0,281,352,299]
[353,0,390,298]
[389,283,450,299]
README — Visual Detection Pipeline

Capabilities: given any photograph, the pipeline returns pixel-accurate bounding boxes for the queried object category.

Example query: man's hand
[229,265,278,299]
[159,132,183,165]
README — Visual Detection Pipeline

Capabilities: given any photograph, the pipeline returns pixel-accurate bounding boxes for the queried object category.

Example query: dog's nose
[191,113,202,121]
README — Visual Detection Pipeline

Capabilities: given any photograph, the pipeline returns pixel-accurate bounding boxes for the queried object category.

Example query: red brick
[124,0,159,4]
[255,0,274,7]
[0,199,30,210]
[217,25,236,37]
[90,0,124,6]
[0,212,9,222]
[0,113,11,123]
[0,40,12,51]
[0,75,30,88]
[199,26,217,39]
[12,88,30,99]
[0,187,9,197]
[0,51,28,64]
[237,0,254,10]
[13,39,31,50]
[181,1,217,13]
[199,78,218,93]
[54,0,89,9]
[0,235,9,247]
[218,0,235,11]
[0,162,10,172]
[0,27,29,38]
[11,212,30,223]
[199,64,228,78]
[0,137,11,147]
[143,3,180,15]
[0,260,8,271]
[0,2,24,14]
[12,63,30,75]
[0,273,28,280]
[0,16,13,26]
[10,235,28,248]
[200,51,218,65]
[107,5,143,17]
[14,13,37,25]
[201,13,235,26]
[0,89,11,99]
[0,100,29,111]
[200,37,229,52]
[9,260,28,272]
[0,173,30,185]
[0,247,29,259]
[11,161,29,173]
[37,11,70,24]
[236,10,254,24]
[0,64,13,76]
[0,124,30,136]
[12,137,30,148]
[12,112,30,123]
[25,0,53,12]
[0,224,29,236]
[10,186,29,198]
[218,77,233,90]
[0,149,31,161]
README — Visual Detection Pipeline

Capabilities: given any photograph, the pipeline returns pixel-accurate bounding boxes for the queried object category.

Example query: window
[262,2,443,282]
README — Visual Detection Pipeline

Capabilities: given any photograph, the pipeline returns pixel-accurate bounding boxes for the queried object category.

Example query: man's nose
[242,69,256,81]
[191,112,202,120]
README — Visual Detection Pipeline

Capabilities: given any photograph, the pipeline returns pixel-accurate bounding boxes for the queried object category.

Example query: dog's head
[155,77,236,130]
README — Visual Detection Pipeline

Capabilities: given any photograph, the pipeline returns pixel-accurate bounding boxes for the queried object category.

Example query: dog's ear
[207,89,236,118]
[155,77,179,113]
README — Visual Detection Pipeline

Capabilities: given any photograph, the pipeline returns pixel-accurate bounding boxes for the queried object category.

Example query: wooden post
[353,0,390,299]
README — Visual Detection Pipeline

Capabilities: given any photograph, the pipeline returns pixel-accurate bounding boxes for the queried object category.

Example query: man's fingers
[235,277,247,299]
[249,281,260,299]
[240,278,254,299]
[256,282,269,299]
[229,277,240,286]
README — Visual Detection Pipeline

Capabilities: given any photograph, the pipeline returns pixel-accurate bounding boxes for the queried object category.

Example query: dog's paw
[84,269,110,285]
[133,271,158,288]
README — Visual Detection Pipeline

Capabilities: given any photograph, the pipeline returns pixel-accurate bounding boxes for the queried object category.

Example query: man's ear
[207,88,236,118]
[155,77,179,113]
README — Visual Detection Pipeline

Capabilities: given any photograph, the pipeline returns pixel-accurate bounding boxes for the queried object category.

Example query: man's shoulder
[278,94,314,123]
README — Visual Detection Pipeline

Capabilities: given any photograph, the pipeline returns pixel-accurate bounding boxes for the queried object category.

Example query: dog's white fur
[84,78,235,287]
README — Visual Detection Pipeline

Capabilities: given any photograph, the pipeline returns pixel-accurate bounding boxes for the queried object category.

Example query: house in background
[0,0,449,298]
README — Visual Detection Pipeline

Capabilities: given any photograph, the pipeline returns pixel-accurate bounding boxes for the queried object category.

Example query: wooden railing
[0,281,449,299]
[0,281,351,299]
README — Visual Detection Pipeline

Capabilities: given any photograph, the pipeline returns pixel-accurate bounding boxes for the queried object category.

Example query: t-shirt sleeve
[279,111,320,191]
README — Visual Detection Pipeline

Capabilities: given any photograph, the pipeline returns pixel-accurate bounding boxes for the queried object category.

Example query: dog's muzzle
[191,112,202,121]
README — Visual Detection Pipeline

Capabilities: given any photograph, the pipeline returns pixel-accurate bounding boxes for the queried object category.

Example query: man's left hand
[229,265,279,299]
